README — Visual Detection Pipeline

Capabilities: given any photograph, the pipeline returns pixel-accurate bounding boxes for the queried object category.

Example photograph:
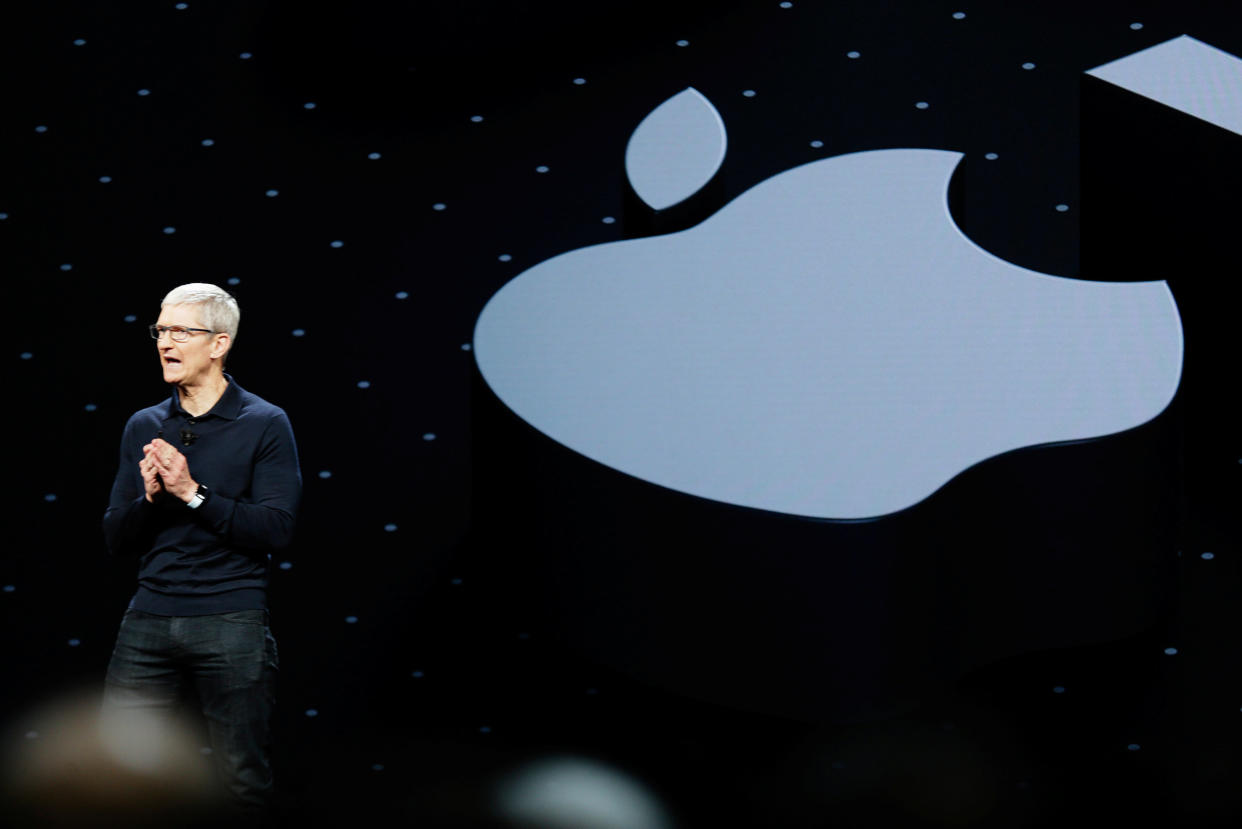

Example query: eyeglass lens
[150,325,191,342]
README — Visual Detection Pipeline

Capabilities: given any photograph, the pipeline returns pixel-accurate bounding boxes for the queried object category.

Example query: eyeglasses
[149,324,214,342]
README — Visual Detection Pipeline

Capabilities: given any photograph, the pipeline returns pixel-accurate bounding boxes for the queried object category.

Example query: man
[101,283,301,812]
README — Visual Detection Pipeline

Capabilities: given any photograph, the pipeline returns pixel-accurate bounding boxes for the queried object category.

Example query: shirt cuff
[193,488,232,527]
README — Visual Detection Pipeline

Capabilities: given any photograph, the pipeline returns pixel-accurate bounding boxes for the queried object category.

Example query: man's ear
[211,333,231,360]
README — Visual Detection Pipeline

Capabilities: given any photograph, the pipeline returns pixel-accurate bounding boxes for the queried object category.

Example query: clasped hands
[140,438,198,504]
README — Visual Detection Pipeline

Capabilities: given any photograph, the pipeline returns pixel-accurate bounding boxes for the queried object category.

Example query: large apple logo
[474,63,1187,521]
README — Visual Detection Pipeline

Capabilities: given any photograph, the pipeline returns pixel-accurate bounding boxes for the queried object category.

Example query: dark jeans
[102,608,278,810]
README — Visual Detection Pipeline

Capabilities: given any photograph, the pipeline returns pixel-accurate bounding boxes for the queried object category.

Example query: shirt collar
[164,373,243,422]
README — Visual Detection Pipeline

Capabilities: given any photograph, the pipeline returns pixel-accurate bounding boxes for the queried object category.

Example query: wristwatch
[187,483,210,510]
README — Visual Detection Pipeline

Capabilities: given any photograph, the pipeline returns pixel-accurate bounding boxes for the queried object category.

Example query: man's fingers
[150,454,185,479]
[142,440,188,495]
[151,440,181,463]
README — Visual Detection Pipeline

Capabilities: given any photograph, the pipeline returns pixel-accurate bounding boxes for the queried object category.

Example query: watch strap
[187,483,209,510]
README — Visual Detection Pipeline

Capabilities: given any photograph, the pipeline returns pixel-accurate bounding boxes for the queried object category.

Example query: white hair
[161,283,240,343]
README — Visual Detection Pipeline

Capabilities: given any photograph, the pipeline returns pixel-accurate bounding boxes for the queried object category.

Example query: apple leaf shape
[625,87,727,211]
[1087,35,1242,137]
[473,149,1184,520]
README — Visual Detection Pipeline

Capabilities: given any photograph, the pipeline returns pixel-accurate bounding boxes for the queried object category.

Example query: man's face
[155,304,223,386]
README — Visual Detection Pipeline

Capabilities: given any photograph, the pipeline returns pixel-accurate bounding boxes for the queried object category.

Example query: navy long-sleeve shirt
[102,375,302,614]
